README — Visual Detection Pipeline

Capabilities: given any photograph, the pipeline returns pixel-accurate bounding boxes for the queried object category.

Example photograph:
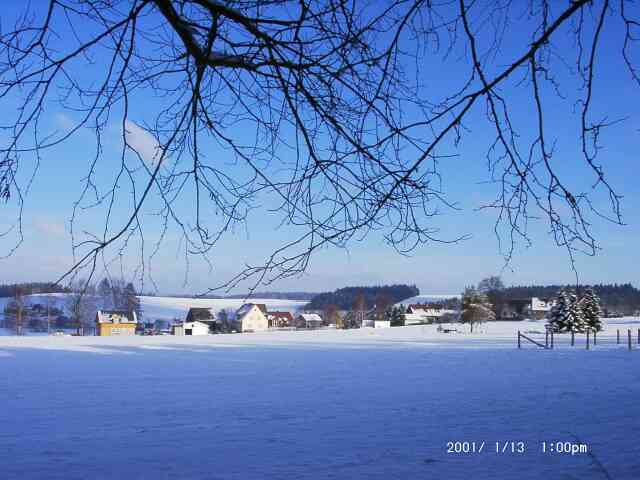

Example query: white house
[236,303,269,332]
[530,297,554,320]
[172,321,209,336]
[185,307,217,332]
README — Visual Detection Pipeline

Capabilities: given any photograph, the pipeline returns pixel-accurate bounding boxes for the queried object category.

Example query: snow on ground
[1,319,639,479]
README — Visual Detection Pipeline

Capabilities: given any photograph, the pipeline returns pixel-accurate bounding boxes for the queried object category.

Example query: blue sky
[0,1,638,295]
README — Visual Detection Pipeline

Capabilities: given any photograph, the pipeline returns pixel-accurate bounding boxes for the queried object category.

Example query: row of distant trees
[2,279,142,335]
[306,284,419,311]
[0,282,68,298]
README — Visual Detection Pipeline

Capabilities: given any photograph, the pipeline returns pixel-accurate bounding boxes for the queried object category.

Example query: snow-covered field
[1,319,639,479]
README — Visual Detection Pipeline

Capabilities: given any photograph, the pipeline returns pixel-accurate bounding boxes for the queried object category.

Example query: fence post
[617,329,620,344]
[637,328,639,346]
[628,329,632,351]
[550,329,554,349]
[593,329,597,346]
[517,330,521,349]
[545,329,549,349]
[571,331,575,346]
[586,329,590,350]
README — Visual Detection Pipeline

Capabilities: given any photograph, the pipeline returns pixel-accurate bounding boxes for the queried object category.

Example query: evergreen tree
[548,289,586,333]
[385,305,405,326]
[564,292,586,333]
[393,305,406,326]
[580,288,603,332]
[547,289,569,332]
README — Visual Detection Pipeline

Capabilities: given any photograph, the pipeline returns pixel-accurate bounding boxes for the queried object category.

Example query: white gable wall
[240,306,268,332]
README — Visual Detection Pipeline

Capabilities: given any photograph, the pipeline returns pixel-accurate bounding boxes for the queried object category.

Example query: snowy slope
[1,323,639,480]
[139,295,307,320]
[396,294,460,305]
[0,293,307,322]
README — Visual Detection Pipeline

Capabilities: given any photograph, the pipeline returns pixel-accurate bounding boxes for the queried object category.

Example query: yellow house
[96,310,138,336]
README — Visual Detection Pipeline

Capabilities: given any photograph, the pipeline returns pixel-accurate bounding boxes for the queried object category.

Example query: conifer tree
[548,289,567,332]
[548,289,586,333]
[564,292,586,333]
[387,306,405,327]
[580,288,603,332]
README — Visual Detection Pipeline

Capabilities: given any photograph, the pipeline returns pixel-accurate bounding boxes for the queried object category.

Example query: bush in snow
[547,289,586,333]
[580,288,603,332]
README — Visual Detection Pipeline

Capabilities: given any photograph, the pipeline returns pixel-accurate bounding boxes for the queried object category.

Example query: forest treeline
[0,282,68,298]
[306,285,420,310]
[501,283,640,315]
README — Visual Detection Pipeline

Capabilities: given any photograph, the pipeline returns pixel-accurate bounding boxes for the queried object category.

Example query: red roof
[267,311,294,323]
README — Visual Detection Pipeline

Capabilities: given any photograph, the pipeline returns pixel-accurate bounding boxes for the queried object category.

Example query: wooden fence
[518,328,638,351]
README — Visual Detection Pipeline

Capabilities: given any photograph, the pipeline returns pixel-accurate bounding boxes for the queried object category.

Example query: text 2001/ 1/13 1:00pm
[446,441,589,455]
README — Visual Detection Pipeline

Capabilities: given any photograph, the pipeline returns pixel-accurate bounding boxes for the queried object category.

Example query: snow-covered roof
[267,311,294,323]
[96,310,137,324]
[406,304,445,317]
[531,297,554,311]
[185,307,215,322]
[297,313,322,322]
[235,303,254,317]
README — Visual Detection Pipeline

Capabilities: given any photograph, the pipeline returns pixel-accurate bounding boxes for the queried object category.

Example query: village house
[185,307,217,332]
[95,310,138,336]
[296,313,323,329]
[236,304,298,332]
[529,297,554,320]
[266,311,294,329]
[172,321,209,336]
[499,299,530,320]
[404,303,446,325]
[236,303,269,332]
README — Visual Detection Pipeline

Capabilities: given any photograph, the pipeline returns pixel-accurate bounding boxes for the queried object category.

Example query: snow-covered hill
[139,295,307,321]
[396,294,460,306]
[0,293,308,323]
